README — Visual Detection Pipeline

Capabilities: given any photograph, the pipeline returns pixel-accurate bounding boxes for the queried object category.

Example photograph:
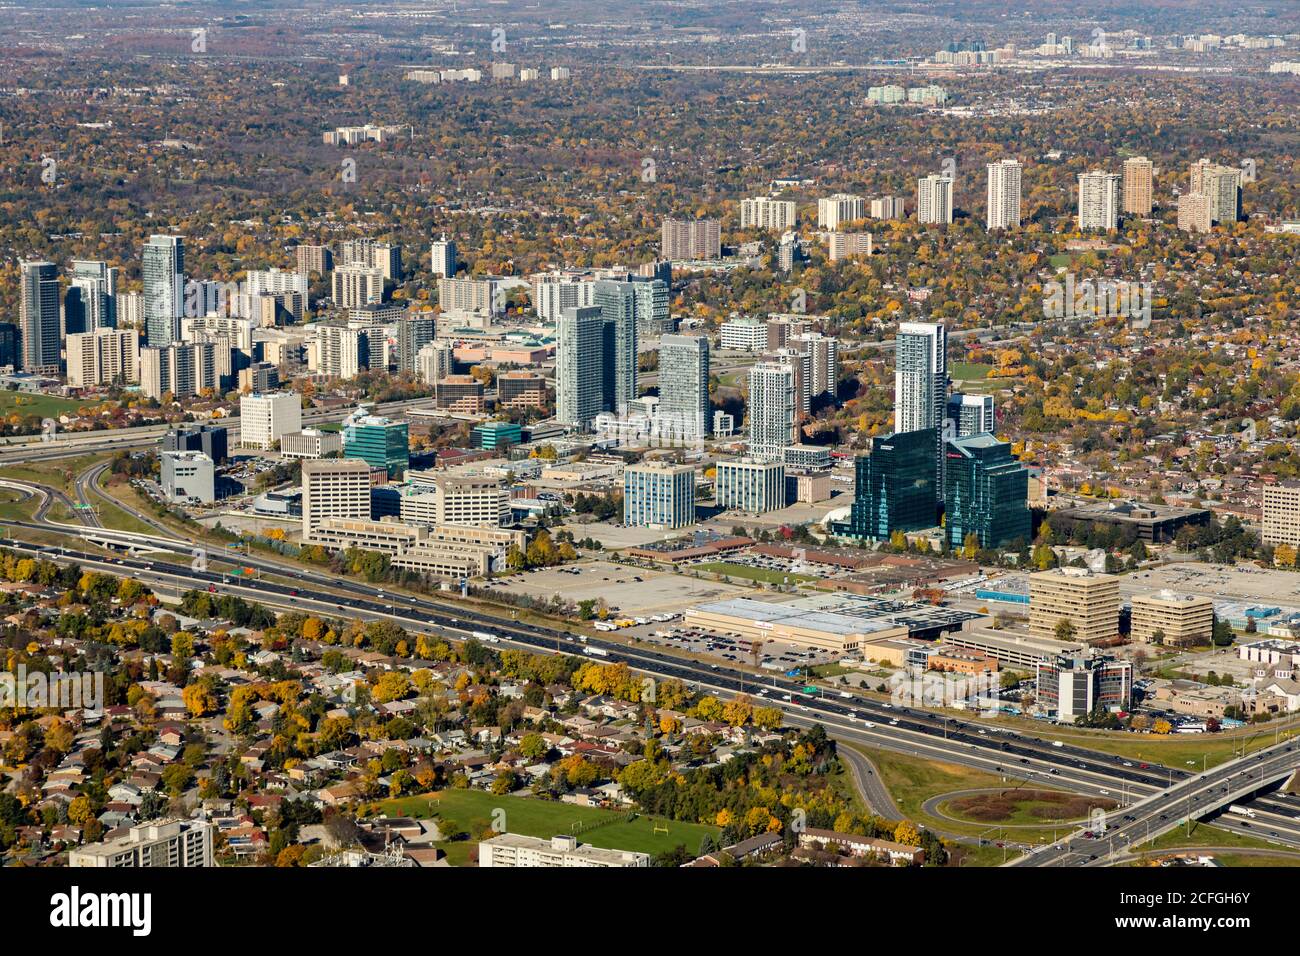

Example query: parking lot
[485,559,767,615]
[620,619,849,675]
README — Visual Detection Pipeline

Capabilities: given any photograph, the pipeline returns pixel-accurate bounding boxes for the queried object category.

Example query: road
[0,397,435,463]
[1009,740,1300,866]
[7,511,1300,859]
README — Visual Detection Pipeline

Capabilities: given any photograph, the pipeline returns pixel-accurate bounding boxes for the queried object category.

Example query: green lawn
[371,789,719,865]
[950,362,993,382]
[0,391,89,420]
[1048,253,1072,270]
[1135,821,1289,855]
[691,561,817,585]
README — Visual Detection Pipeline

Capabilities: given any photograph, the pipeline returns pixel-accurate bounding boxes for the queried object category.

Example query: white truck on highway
[1228,804,1257,819]
[583,646,609,657]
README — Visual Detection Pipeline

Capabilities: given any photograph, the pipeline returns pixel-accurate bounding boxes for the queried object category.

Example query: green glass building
[343,415,410,479]
[847,428,938,540]
[473,421,522,451]
[943,434,1031,551]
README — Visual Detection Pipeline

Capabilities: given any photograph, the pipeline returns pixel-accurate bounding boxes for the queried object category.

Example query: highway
[1010,740,1300,866]
[0,397,436,463]
[6,515,1300,857]
[6,450,1300,860]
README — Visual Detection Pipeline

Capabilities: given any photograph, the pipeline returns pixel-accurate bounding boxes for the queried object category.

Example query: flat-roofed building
[160,451,215,504]
[1263,483,1300,547]
[1028,568,1121,644]
[280,427,343,460]
[1130,590,1214,646]
[1035,654,1133,722]
[69,819,213,868]
[240,391,302,450]
[685,597,908,654]
[302,458,372,540]
[715,458,785,513]
[624,461,695,530]
[400,474,509,528]
[480,833,650,868]
[942,623,1083,670]
[498,370,549,409]
[306,517,424,554]
[434,374,486,414]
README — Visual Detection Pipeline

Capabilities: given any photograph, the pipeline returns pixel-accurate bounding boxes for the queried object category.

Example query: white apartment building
[719,319,769,352]
[69,819,214,868]
[747,361,797,462]
[827,232,873,261]
[239,391,302,450]
[1077,170,1122,231]
[739,196,798,231]
[416,340,455,384]
[331,265,385,309]
[817,193,866,230]
[985,158,1023,229]
[438,276,500,316]
[917,174,954,225]
[182,315,255,356]
[531,271,597,322]
[479,833,650,868]
[65,328,139,387]
[280,427,344,460]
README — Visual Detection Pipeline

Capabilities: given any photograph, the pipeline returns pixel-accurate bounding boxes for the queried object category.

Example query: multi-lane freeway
[4,508,1300,858]
[1012,740,1300,866]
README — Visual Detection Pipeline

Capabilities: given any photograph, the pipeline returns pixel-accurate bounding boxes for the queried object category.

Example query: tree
[1054,618,1077,642]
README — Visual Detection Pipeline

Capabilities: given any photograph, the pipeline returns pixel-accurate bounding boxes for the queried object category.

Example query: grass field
[371,789,719,866]
[950,362,993,381]
[691,561,817,585]
[0,391,88,420]
[1048,253,1072,270]
[1136,821,1289,855]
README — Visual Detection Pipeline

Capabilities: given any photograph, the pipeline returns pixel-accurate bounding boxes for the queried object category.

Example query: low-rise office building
[715,458,785,513]
[1130,590,1214,646]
